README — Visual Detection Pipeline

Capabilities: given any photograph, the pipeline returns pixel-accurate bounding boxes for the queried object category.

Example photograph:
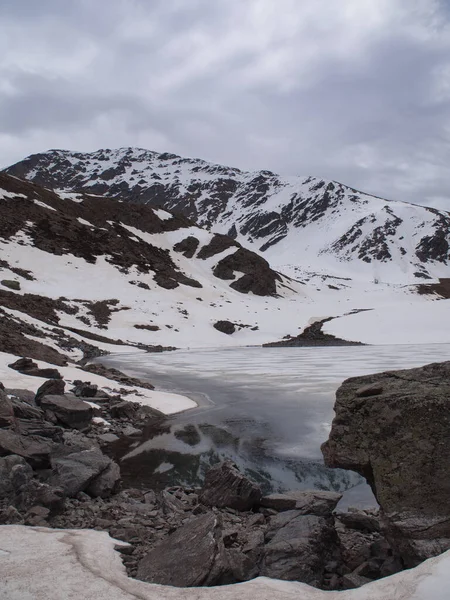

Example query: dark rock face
[8,357,62,379]
[260,512,337,586]
[199,460,262,511]
[50,449,120,498]
[35,379,66,406]
[264,317,364,347]
[40,394,93,430]
[213,320,236,335]
[173,236,200,258]
[322,361,450,566]
[136,513,230,587]
[260,490,342,516]
[0,429,54,468]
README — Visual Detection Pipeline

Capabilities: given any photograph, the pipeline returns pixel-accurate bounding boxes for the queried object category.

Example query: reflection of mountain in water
[111,420,362,494]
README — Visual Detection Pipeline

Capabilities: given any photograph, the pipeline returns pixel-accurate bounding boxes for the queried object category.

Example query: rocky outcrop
[322,361,450,567]
[136,513,230,587]
[50,449,120,498]
[199,460,262,511]
[8,357,62,379]
[40,394,93,431]
[260,490,342,515]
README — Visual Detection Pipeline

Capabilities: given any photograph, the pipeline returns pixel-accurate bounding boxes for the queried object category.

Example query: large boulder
[136,512,231,587]
[40,394,93,430]
[260,511,338,586]
[322,361,450,567]
[50,449,120,498]
[199,461,262,511]
[35,379,65,406]
[8,357,61,379]
[0,429,54,468]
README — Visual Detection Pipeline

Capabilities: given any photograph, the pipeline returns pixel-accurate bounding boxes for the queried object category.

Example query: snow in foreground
[0,526,449,599]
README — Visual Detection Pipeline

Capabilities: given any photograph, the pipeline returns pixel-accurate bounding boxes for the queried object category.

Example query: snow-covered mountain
[5,147,450,283]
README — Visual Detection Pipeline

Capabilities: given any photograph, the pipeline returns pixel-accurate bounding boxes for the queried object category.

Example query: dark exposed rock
[199,460,262,511]
[173,236,200,258]
[322,361,450,567]
[50,449,120,498]
[0,429,54,468]
[136,512,230,587]
[72,381,98,398]
[336,509,381,533]
[197,234,239,260]
[8,357,62,379]
[260,490,342,516]
[1,279,20,291]
[213,320,236,335]
[82,363,155,390]
[260,511,338,586]
[35,379,66,405]
[265,317,364,347]
[40,394,93,430]
[213,248,281,296]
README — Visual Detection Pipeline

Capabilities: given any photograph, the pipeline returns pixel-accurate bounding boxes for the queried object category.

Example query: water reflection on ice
[101,344,450,499]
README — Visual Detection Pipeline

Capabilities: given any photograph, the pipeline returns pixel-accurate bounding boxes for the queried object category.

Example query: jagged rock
[35,379,65,405]
[0,387,15,428]
[0,454,64,513]
[261,490,342,516]
[50,449,120,498]
[10,398,43,421]
[0,429,54,468]
[110,401,138,420]
[86,461,121,498]
[213,320,236,335]
[40,394,93,430]
[336,509,381,533]
[260,511,338,586]
[136,512,231,587]
[322,361,450,567]
[72,381,98,398]
[199,461,262,511]
[16,419,63,442]
[8,357,62,379]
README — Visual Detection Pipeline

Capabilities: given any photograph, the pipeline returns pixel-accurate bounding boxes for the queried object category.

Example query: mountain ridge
[4,146,450,283]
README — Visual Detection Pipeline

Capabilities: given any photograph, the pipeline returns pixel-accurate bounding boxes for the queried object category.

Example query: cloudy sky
[1,0,450,207]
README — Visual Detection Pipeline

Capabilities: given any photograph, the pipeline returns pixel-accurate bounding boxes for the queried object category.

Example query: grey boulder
[199,461,262,511]
[40,394,93,430]
[50,449,120,498]
[136,512,230,587]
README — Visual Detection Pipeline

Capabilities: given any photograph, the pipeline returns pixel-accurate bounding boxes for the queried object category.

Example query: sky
[1,0,450,208]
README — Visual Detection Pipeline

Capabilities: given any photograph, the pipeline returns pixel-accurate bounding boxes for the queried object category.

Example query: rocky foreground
[0,360,449,592]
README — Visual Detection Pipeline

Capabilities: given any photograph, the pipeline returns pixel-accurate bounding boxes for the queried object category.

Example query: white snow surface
[0,525,449,600]
[0,352,195,415]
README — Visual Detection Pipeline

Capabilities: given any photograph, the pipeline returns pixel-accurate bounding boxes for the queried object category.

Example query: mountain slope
[5,147,450,283]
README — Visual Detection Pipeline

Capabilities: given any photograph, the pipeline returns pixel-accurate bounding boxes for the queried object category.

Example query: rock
[213,320,236,335]
[110,401,137,420]
[6,388,36,404]
[121,426,141,437]
[72,381,98,398]
[136,512,231,587]
[98,433,119,443]
[336,509,381,533]
[40,394,93,430]
[8,358,62,379]
[87,461,121,498]
[0,387,15,428]
[342,572,372,589]
[322,361,450,566]
[10,398,43,421]
[199,461,262,511]
[1,279,20,291]
[260,511,338,586]
[0,429,54,468]
[50,449,120,498]
[261,490,342,516]
[35,379,65,406]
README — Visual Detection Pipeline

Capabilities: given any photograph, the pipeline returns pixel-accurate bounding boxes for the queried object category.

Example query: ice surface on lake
[103,344,450,494]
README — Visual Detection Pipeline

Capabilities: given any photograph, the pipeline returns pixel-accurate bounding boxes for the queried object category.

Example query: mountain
[5,147,450,283]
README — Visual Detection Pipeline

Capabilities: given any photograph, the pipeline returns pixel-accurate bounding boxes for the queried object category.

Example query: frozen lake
[100,344,450,502]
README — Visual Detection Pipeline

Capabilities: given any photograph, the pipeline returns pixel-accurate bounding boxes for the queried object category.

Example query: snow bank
[324,300,450,345]
[0,525,449,599]
[0,352,195,415]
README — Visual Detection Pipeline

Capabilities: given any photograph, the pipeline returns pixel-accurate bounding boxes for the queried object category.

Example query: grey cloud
[1,0,450,209]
